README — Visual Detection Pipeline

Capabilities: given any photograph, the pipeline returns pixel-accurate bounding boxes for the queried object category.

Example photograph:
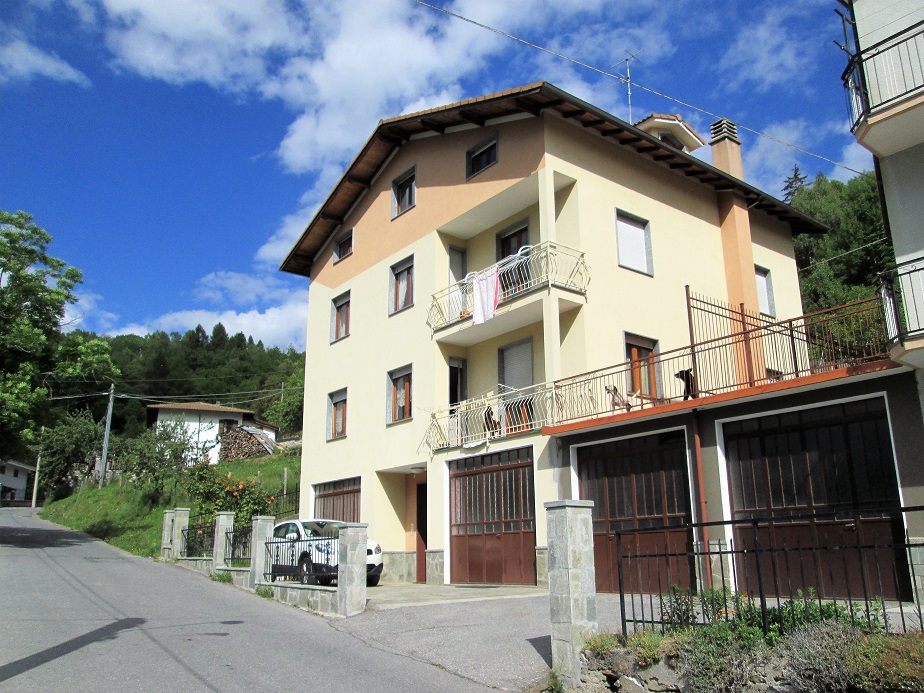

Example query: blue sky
[0,0,871,350]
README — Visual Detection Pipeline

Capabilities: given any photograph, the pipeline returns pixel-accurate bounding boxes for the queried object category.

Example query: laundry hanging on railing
[472,266,499,324]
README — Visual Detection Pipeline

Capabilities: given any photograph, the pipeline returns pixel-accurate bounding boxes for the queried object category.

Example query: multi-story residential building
[282,82,924,597]
[841,0,924,363]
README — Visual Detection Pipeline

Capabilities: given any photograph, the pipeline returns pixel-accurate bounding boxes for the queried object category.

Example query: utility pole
[98,383,115,488]
[32,435,42,508]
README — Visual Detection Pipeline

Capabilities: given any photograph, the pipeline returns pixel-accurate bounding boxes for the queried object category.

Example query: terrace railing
[843,20,924,131]
[424,382,556,451]
[427,242,589,331]
[182,514,216,558]
[880,255,924,345]
[554,297,889,426]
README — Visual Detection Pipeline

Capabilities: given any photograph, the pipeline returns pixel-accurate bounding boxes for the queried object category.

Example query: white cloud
[741,119,818,197]
[0,32,90,86]
[830,140,873,182]
[64,291,119,333]
[192,270,296,307]
[112,291,309,349]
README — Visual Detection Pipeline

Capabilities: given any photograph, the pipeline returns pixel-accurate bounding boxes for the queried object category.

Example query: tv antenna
[613,49,644,123]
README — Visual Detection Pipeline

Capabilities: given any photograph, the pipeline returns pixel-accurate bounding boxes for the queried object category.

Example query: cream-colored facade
[283,83,821,585]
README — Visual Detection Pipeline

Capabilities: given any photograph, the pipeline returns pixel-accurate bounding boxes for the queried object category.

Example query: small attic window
[334,229,353,262]
[659,133,685,151]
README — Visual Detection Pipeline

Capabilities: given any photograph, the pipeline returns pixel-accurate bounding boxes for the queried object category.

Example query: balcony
[423,297,891,450]
[424,382,555,451]
[880,256,924,367]
[844,20,924,155]
[426,242,589,342]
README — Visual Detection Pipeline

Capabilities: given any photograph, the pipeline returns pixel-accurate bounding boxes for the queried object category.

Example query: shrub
[209,571,233,583]
[255,586,274,599]
[777,620,859,692]
[626,629,665,667]
[584,631,620,655]
[849,632,924,693]
[679,622,768,693]
[662,584,697,628]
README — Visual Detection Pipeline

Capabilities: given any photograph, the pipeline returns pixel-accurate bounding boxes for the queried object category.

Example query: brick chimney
[709,118,759,314]
[710,119,744,179]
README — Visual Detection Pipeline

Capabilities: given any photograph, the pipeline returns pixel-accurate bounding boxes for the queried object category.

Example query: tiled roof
[147,402,255,415]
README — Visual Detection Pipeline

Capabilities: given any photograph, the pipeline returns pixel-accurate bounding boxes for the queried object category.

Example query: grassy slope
[40,452,301,558]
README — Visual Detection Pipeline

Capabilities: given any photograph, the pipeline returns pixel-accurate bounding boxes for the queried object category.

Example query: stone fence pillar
[337,524,368,618]
[172,508,190,558]
[161,509,175,560]
[212,512,234,572]
[249,516,275,586]
[545,500,597,691]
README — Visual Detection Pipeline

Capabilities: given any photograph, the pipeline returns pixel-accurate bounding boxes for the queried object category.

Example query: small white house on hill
[146,402,278,465]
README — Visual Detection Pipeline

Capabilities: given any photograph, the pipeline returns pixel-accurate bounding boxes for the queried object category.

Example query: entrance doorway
[416,482,427,583]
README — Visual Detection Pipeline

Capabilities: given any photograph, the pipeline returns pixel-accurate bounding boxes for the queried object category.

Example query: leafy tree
[0,210,119,457]
[790,173,893,313]
[782,164,808,203]
[114,419,209,498]
[36,409,103,498]
[263,367,305,434]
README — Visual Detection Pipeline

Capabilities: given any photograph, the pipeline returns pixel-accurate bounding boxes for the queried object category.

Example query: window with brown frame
[388,366,412,423]
[334,230,353,262]
[314,477,361,522]
[328,389,347,440]
[331,291,350,341]
[389,257,413,314]
[626,335,658,398]
[392,168,416,218]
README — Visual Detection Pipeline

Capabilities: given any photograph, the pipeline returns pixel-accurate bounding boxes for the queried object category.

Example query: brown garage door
[314,477,360,522]
[449,446,536,585]
[725,398,911,600]
[578,430,694,594]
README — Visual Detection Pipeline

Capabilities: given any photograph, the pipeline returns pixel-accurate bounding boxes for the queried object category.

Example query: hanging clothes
[472,266,499,324]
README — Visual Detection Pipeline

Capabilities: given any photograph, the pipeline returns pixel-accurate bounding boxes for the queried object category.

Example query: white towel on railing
[472,266,499,324]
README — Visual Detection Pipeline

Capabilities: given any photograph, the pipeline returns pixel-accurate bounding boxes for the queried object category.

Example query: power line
[412,0,867,176]
[798,237,887,272]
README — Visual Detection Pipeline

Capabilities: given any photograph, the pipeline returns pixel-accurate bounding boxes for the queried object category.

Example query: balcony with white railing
[423,382,555,451]
[426,242,589,342]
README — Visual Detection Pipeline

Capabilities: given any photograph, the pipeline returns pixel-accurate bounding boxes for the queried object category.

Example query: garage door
[314,477,360,522]
[449,446,536,585]
[724,398,911,600]
[578,430,693,594]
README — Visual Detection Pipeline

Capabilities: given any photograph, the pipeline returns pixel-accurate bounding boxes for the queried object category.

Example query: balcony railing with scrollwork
[426,242,589,332]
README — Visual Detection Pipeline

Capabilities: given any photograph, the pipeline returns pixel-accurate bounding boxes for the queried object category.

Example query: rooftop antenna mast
[616,49,644,124]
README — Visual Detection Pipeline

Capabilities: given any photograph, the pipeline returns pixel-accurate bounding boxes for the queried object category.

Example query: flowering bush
[185,463,271,525]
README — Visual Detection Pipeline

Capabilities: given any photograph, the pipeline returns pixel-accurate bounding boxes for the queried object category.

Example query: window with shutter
[616,211,653,275]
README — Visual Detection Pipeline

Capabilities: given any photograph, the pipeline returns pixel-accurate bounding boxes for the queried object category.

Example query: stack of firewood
[219,427,273,462]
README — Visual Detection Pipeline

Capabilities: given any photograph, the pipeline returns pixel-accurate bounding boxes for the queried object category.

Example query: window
[755,266,775,317]
[616,211,653,276]
[389,256,413,314]
[314,477,361,522]
[219,419,236,435]
[327,389,347,440]
[12,469,18,478]
[331,291,350,341]
[388,366,412,423]
[334,230,353,262]
[392,168,416,218]
[467,137,497,178]
[626,334,658,398]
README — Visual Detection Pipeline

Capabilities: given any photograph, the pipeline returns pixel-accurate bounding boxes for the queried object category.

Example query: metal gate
[449,446,536,585]
[578,430,694,594]
[724,397,911,600]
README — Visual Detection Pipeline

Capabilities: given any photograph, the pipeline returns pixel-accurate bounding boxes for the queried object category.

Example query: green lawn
[40,451,301,558]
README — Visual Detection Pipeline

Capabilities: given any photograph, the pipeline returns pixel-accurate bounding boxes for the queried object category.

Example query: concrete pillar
[337,524,368,618]
[538,166,557,244]
[161,509,175,560]
[212,511,234,572]
[173,508,189,559]
[543,294,562,384]
[249,516,275,586]
[545,500,597,690]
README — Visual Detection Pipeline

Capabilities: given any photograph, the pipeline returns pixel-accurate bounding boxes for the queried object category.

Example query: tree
[115,419,209,498]
[36,409,103,498]
[263,368,305,434]
[0,210,119,457]
[782,164,808,203]
[790,173,893,313]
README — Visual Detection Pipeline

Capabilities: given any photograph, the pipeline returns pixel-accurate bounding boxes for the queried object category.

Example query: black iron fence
[182,514,216,558]
[225,525,252,567]
[269,488,300,520]
[609,506,923,638]
[265,536,340,585]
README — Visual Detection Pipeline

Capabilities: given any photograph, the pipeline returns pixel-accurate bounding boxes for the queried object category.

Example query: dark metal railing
[182,515,216,558]
[264,536,340,585]
[269,489,300,520]
[843,19,924,131]
[880,256,924,344]
[225,526,252,567]
[610,506,924,638]
[554,297,889,425]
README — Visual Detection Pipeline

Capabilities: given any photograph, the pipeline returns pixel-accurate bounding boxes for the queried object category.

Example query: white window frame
[391,167,416,218]
[330,290,350,342]
[755,266,775,317]
[333,229,353,263]
[386,365,413,424]
[327,389,347,440]
[389,256,414,315]
[615,210,653,276]
[466,136,497,179]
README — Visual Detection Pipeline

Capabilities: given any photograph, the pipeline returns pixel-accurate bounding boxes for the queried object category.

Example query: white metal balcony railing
[844,21,924,130]
[426,242,589,332]
[423,382,555,450]
[880,255,924,344]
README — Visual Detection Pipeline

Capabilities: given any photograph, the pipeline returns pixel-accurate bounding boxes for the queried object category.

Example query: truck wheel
[298,557,313,585]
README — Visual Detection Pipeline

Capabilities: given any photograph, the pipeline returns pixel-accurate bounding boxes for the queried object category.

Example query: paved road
[1,508,531,692]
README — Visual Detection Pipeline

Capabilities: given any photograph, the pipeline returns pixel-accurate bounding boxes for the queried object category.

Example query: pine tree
[782,164,808,203]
